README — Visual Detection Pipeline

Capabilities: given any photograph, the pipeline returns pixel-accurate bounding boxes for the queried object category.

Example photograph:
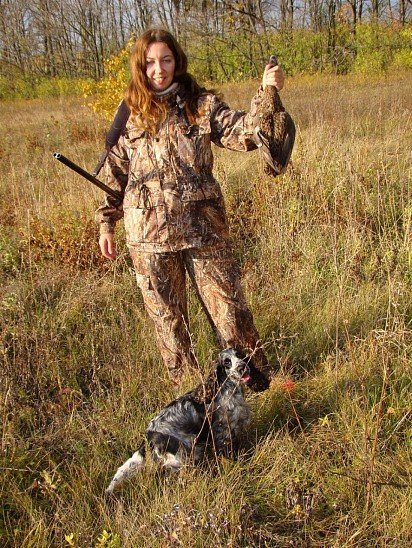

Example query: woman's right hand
[99,233,117,259]
[262,63,285,91]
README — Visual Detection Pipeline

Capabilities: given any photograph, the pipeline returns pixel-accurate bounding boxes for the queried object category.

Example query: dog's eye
[223,358,232,366]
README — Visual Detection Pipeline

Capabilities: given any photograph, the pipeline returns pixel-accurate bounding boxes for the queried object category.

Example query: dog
[105,348,265,494]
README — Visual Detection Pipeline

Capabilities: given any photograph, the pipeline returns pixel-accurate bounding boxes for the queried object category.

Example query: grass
[1,72,411,547]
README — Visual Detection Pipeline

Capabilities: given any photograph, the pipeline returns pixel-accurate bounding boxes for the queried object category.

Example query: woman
[96,28,285,389]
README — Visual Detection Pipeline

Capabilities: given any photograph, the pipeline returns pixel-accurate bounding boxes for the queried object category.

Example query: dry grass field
[1,72,411,547]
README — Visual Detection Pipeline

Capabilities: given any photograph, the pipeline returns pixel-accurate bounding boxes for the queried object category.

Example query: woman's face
[145,42,176,92]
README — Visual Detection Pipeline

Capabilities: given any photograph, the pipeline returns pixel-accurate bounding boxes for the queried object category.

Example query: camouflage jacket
[96,84,264,252]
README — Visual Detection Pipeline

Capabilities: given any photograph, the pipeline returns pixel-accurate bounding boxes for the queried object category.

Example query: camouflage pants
[129,246,270,383]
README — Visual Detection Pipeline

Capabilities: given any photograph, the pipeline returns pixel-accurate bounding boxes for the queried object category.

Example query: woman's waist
[123,172,222,208]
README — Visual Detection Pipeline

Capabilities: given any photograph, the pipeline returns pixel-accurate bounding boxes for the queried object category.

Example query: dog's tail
[105,441,146,494]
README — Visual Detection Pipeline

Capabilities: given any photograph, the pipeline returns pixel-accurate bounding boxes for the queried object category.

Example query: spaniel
[105,348,266,493]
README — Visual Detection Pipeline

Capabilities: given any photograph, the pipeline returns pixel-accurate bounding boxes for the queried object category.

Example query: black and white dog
[106,348,266,494]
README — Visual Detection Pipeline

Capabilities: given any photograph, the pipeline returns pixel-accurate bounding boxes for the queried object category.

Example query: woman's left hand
[262,63,285,91]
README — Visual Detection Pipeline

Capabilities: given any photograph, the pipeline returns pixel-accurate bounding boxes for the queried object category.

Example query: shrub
[0,75,87,100]
[354,50,385,74]
[80,40,132,119]
[392,48,412,69]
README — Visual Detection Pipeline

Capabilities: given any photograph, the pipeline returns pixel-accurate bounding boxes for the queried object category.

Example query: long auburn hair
[125,28,205,134]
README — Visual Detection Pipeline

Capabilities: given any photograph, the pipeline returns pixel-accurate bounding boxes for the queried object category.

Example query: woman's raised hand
[262,63,285,91]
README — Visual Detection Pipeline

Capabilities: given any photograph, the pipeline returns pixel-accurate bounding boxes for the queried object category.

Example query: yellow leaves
[83,41,134,119]
[318,414,332,427]
[29,469,60,496]
[40,470,57,490]
[65,533,76,547]
[95,530,121,547]
[291,503,302,515]
[64,530,121,547]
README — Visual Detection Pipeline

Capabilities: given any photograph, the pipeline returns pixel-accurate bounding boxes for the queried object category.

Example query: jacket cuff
[100,222,116,235]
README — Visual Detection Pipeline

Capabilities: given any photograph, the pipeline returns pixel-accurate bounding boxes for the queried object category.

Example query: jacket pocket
[177,121,212,169]
[124,204,168,245]
[123,183,164,209]
[123,186,167,244]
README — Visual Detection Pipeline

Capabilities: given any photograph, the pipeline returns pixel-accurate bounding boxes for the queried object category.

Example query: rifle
[53,99,130,199]
[53,152,123,200]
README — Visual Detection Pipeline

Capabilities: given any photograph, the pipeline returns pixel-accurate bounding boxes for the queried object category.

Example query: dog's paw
[103,487,121,509]
[104,482,121,496]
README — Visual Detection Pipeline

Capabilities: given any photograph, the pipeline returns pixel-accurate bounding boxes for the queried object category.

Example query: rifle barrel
[53,152,123,201]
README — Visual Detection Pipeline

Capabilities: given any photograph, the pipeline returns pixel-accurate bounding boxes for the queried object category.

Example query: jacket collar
[153,82,179,98]
[154,82,185,110]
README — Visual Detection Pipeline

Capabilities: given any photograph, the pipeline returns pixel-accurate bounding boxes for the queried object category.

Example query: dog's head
[216,348,251,384]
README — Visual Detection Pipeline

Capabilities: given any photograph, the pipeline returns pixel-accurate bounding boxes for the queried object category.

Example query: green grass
[1,72,411,547]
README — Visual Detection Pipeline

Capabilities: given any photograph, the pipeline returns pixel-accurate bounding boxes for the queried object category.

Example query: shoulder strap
[106,100,131,148]
[92,100,131,177]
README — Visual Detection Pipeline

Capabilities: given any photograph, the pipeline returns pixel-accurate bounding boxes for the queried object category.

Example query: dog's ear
[216,357,227,383]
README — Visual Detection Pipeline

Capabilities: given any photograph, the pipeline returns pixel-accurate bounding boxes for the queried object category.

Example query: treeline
[0,0,411,91]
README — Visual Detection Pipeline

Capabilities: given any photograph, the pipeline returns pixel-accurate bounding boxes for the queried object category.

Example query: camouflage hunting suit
[96,84,272,384]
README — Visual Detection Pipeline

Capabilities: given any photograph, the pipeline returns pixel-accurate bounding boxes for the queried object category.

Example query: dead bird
[254,55,296,177]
